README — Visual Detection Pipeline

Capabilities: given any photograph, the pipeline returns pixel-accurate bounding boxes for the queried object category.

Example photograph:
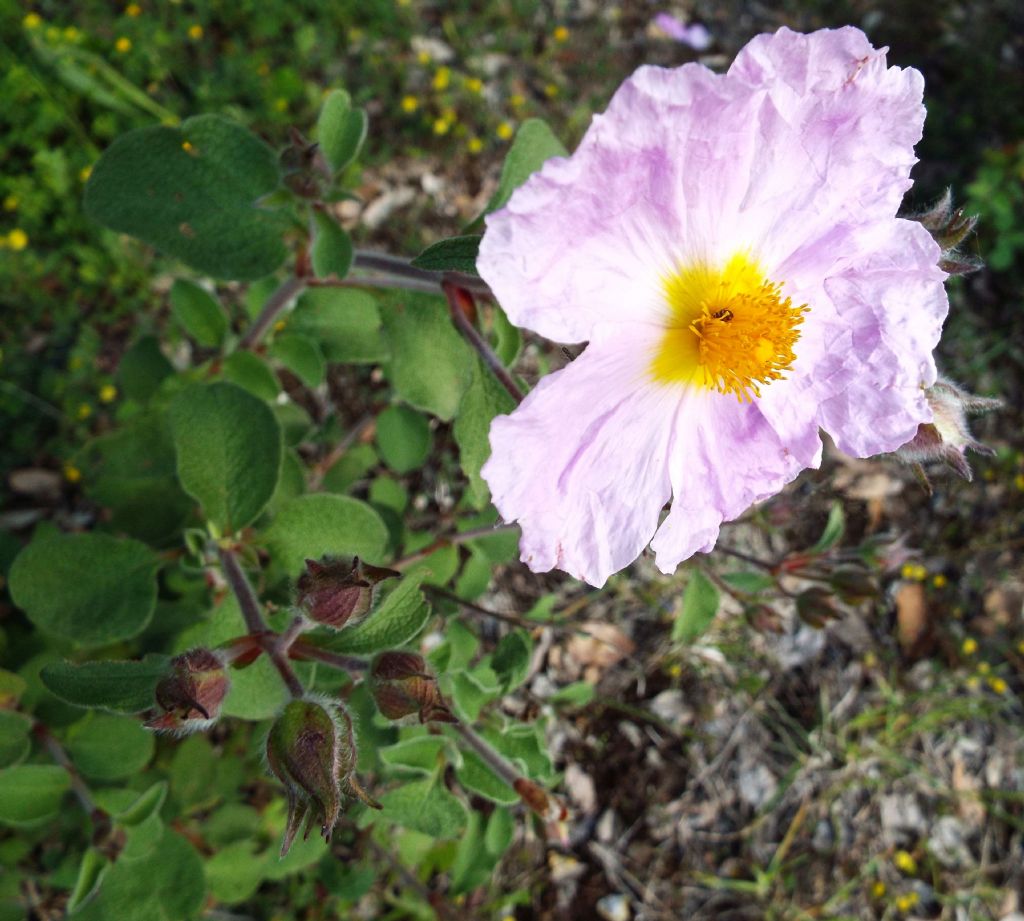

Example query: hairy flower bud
[266,698,380,856]
[369,651,455,724]
[145,648,229,735]
[913,189,983,276]
[296,556,399,630]
[895,378,1000,486]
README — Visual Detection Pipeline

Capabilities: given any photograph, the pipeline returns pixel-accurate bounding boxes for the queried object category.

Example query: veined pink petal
[479,27,949,586]
[482,326,677,588]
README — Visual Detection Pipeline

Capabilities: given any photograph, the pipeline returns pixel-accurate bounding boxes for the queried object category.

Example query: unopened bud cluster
[914,189,983,276]
[369,651,454,724]
[895,377,1000,485]
[145,648,229,735]
[296,556,398,630]
[266,697,380,856]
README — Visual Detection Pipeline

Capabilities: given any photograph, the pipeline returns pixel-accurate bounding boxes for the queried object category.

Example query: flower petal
[482,326,678,587]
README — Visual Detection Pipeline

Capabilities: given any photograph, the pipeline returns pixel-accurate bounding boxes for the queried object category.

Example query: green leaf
[485,807,515,856]
[117,336,174,404]
[40,657,170,713]
[454,749,517,805]
[169,279,228,347]
[379,736,448,777]
[311,210,353,279]
[317,89,368,173]
[0,765,70,828]
[809,501,845,554]
[379,291,474,421]
[84,114,287,280]
[672,569,720,643]
[169,381,283,533]
[323,574,430,655]
[491,629,532,693]
[454,358,516,505]
[80,413,193,543]
[263,493,389,578]
[206,841,264,905]
[410,235,481,275]
[720,571,776,594]
[483,722,553,781]
[376,405,432,474]
[0,712,31,769]
[449,666,502,721]
[0,668,28,708]
[269,333,326,387]
[66,714,155,781]
[450,811,491,895]
[491,304,522,367]
[378,775,467,838]
[222,350,280,401]
[114,781,168,826]
[546,681,595,708]
[485,118,567,215]
[9,533,159,646]
[66,849,107,915]
[68,827,205,921]
[290,289,387,364]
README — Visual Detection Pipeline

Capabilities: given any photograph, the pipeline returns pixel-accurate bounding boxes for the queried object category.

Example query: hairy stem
[218,547,305,698]
[239,275,306,350]
[392,522,519,569]
[34,723,107,823]
[442,281,525,404]
[289,640,369,673]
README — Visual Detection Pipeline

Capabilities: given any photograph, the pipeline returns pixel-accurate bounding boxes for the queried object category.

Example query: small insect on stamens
[712,308,734,321]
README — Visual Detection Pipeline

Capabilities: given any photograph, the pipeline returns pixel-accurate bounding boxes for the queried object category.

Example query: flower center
[651,253,808,401]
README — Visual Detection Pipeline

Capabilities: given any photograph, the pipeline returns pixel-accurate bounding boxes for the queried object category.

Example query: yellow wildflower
[544,83,559,98]
[509,93,526,108]
[272,319,287,333]
[2,195,17,212]
[871,881,886,898]
[988,676,1008,694]
[79,165,92,182]
[188,24,203,40]
[465,76,483,94]
[965,675,981,691]
[125,3,141,16]
[496,121,514,141]
[23,12,42,29]
[432,118,451,136]
[893,850,917,874]
[931,573,947,588]
[63,26,80,41]
[401,95,419,113]
[1016,639,1024,656]
[115,36,132,53]
[553,25,570,43]
[99,384,118,404]
[977,661,991,676]
[895,892,919,913]
[416,50,431,65]
[467,137,483,154]
[432,66,451,91]
[64,464,82,484]
[961,637,978,656]
[6,229,28,251]
[1015,473,1024,491]
[76,403,92,421]
[273,98,288,112]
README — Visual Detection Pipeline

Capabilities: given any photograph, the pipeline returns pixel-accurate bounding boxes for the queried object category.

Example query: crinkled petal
[651,395,822,572]
[481,326,678,587]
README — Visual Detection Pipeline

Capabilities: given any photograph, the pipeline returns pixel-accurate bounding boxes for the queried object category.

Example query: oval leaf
[0,764,71,828]
[40,657,170,714]
[317,89,368,173]
[169,279,228,347]
[67,714,155,781]
[311,211,353,279]
[323,574,430,655]
[169,381,283,533]
[10,533,159,647]
[410,235,481,275]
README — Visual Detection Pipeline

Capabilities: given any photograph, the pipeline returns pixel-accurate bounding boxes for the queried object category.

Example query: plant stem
[239,275,306,350]
[289,640,368,673]
[442,281,525,404]
[218,547,305,698]
[450,720,522,790]
[308,275,442,295]
[34,723,107,823]
[309,413,374,491]
[353,250,491,296]
[391,522,519,569]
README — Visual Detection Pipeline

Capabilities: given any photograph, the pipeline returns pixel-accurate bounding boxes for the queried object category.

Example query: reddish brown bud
[514,777,567,822]
[266,698,380,857]
[145,648,229,735]
[296,557,399,630]
[369,652,455,724]
[796,587,838,628]
[828,565,878,603]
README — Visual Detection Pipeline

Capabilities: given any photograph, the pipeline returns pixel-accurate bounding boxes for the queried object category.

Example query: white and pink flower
[480,27,948,587]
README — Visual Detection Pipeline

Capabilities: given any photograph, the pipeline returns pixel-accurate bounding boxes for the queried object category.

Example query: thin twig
[427,585,537,630]
[353,250,492,296]
[218,547,305,698]
[289,639,369,673]
[450,720,523,790]
[309,413,374,491]
[34,724,106,822]
[391,522,519,569]
[308,275,442,295]
[239,275,306,350]
[442,281,525,404]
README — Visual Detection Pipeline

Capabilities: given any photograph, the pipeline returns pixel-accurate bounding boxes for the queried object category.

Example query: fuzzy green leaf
[0,765,71,828]
[269,333,326,387]
[311,210,353,279]
[289,288,387,364]
[323,574,430,655]
[376,404,432,474]
[169,279,228,347]
[378,775,467,838]
[410,235,481,275]
[454,358,516,505]
[317,89,368,173]
[672,569,720,643]
[66,714,155,781]
[40,657,170,713]
[485,118,567,215]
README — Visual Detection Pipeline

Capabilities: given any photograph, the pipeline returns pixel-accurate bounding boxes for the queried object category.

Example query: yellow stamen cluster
[652,254,807,401]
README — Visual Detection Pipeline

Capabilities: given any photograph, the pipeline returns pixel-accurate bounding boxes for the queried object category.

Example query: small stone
[928,815,974,869]
[564,763,597,814]
[737,762,777,810]
[811,818,834,855]
[648,689,692,728]
[596,809,620,843]
[880,794,927,846]
[596,893,631,921]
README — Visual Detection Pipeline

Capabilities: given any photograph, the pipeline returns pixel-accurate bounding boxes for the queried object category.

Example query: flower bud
[266,698,380,856]
[828,565,878,604]
[369,651,455,724]
[796,587,838,628]
[296,556,399,630]
[145,648,229,735]
[895,378,1000,485]
[913,189,983,275]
